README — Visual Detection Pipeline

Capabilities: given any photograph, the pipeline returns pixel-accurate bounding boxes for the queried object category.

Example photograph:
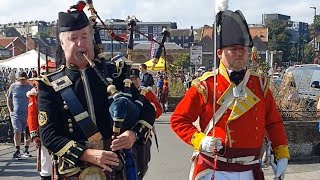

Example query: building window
[171,37,174,40]
[100,30,106,40]
[135,33,140,40]
[153,27,158,32]
[148,26,153,33]
[178,36,182,40]
[185,36,189,40]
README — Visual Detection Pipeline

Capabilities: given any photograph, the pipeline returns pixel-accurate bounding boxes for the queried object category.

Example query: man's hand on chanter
[80,149,119,172]
[110,130,137,151]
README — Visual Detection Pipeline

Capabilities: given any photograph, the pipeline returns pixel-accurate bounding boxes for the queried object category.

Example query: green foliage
[257,60,270,76]
[252,51,270,76]
[314,16,320,34]
[174,54,190,69]
[303,44,314,64]
[169,81,186,97]
[266,19,293,62]
[167,53,190,75]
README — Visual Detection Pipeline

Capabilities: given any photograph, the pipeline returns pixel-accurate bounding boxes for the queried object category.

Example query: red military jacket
[144,87,162,119]
[170,63,289,160]
[26,87,39,138]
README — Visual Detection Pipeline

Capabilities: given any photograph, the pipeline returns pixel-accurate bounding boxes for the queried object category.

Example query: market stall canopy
[144,57,166,71]
[0,50,55,69]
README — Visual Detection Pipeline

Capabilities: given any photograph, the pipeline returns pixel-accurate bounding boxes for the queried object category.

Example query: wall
[284,121,320,159]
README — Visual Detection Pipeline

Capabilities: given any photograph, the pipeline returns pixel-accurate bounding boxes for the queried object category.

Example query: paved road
[1,113,319,179]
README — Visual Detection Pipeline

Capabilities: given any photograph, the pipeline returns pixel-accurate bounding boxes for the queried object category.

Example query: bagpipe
[68,1,164,179]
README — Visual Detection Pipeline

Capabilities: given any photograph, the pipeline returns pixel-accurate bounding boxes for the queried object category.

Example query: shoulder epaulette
[249,70,269,97]
[249,69,261,77]
[191,70,217,103]
[198,70,218,81]
[38,76,52,86]
[47,65,65,77]
[38,65,66,87]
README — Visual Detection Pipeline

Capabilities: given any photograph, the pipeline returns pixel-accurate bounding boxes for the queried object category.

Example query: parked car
[285,64,320,100]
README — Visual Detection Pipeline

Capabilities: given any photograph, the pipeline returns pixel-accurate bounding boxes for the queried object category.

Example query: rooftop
[134,42,183,50]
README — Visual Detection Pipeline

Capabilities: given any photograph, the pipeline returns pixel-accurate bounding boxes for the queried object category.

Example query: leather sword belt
[216,156,260,165]
[202,152,260,165]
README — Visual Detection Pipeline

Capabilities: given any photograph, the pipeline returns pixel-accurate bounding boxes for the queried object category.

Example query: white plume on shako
[215,0,229,14]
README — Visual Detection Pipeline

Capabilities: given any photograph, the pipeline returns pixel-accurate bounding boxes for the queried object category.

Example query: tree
[288,44,298,62]
[266,19,292,62]
[314,15,320,34]
[167,53,190,75]
[174,54,190,69]
[302,44,314,64]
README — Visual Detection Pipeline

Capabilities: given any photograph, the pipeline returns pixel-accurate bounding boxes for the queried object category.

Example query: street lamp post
[310,6,317,62]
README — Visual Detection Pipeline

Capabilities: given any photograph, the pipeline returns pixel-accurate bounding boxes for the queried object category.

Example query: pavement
[0,112,319,180]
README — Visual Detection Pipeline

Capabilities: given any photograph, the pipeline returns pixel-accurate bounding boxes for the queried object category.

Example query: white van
[285,64,320,100]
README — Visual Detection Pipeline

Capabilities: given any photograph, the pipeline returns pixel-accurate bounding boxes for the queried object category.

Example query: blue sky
[0,0,319,28]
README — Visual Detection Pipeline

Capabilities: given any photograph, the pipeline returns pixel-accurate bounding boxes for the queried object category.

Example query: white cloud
[0,0,318,28]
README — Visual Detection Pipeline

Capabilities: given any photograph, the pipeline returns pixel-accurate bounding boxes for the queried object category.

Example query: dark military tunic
[38,64,114,176]
[38,61,156,178]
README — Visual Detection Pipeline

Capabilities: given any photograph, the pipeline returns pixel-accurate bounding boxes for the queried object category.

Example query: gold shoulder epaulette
[38,76,52,86]
[46,65,65,77]
[191,70,217,103]
[38,65,66,86]
[249,69,261,77]
[249,69,270,97]
[198,70,217,81]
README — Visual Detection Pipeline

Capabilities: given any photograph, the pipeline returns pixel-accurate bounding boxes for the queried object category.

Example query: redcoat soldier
[26,81,52,180]
[170,8,289,180]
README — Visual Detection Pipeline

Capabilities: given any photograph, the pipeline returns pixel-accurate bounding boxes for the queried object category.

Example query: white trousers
[199,170,254,180]
[40,145,52,177]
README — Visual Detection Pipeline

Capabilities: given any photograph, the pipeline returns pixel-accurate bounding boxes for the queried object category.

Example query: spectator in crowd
[139,64,154,88]
[7,71,33,159]
[160,76,169,113]
[156,75,164,100]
